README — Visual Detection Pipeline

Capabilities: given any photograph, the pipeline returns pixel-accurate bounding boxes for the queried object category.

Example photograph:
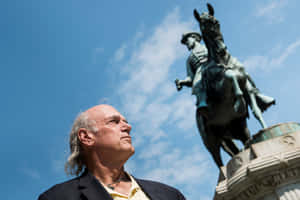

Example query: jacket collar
[78,170,163,200]
[135,178,161,200]
[78,170,113,200]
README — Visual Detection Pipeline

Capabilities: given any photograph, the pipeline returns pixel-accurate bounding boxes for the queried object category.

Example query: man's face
[87,105,135,158]
[185,36,196,50]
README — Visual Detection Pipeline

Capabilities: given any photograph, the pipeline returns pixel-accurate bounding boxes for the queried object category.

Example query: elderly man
[38,104,186,200]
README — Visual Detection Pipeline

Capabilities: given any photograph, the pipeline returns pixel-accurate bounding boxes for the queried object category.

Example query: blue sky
[1,0,300,199]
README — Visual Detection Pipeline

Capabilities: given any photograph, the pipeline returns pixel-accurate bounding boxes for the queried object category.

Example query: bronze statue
[175,3,275,168]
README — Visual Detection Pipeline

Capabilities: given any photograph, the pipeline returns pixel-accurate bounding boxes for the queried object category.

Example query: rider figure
[175,32,209,111]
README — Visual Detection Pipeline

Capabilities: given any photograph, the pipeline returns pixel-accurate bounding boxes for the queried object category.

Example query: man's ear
[78,128,95,147]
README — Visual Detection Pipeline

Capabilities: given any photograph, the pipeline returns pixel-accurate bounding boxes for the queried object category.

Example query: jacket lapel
[135,178,161,200]
[78,170,113,200]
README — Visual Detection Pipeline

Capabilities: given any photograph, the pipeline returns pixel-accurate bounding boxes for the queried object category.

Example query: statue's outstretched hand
[175,79,182,91]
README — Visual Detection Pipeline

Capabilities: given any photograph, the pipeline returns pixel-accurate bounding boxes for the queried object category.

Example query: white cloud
[142,146,210,188]
[112,7,218,198]
[254,0,288,23]
[115,7,197,143]
[270,39,300,66]
[242,55,269,71]
[119,7,194,96]
[169,93,195,131]
[138,141,169,159]
[132,30,145,49]
[243,39,300,71]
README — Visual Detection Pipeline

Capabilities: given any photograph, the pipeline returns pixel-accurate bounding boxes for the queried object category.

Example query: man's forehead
[85,104,124,120]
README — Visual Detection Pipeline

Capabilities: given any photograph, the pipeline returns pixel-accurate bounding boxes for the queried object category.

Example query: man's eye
[109,119,119,123]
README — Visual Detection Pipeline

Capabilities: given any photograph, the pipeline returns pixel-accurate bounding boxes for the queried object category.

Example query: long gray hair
[64,112,98,176]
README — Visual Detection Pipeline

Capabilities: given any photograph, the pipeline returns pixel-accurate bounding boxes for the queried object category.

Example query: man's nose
[121,122,132,133]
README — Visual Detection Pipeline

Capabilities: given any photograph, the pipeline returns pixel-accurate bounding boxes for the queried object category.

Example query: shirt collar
[101,172,141,198]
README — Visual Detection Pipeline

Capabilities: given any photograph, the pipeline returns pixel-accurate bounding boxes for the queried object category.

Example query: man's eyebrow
[105,115,128,123]
[105,115,120,120]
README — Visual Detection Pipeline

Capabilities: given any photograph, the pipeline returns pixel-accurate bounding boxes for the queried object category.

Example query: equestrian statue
[175,3,275,168]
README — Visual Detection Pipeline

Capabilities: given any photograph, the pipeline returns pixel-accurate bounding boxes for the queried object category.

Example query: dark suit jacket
[38,171,186,200]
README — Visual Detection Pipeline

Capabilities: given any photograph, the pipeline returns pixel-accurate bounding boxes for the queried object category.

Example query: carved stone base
[214,122,300,200]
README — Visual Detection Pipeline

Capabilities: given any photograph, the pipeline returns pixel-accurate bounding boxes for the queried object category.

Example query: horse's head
[194,3,228,64]
[194,3,219,36]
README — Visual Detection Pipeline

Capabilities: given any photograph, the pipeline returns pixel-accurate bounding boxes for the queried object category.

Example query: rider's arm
[181,60,193,87]
[179,76,192,87]
[175,60,193,91]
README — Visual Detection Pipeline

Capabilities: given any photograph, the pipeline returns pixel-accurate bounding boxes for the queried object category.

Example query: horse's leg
[236,118,251,147]
[196,112,223,167]
[221,139,240,157]
[224,69,246,113]
[245,80,267,129]
[210,144,223,167]
[207,126,224,167]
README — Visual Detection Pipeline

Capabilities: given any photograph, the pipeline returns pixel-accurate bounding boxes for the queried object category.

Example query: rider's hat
[181,32,202,44]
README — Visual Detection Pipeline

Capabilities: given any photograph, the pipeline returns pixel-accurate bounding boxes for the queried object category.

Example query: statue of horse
[192,4,275,167]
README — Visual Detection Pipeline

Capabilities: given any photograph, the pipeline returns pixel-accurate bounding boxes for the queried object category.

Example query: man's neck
[88,158,126,185]
[88,161,132,196]
[84,151,133,195]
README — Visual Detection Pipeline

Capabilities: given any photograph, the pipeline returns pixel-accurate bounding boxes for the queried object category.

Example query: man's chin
[122,145,135,154]
[131,147,135,154]
[120,148,135,162]
[127,147,135,158]
[128,147,135,155]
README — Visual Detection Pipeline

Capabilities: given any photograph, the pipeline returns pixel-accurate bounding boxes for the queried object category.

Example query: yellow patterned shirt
[102,173,150,200]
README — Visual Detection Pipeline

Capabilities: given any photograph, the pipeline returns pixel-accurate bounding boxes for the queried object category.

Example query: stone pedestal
[214,122,300,200]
